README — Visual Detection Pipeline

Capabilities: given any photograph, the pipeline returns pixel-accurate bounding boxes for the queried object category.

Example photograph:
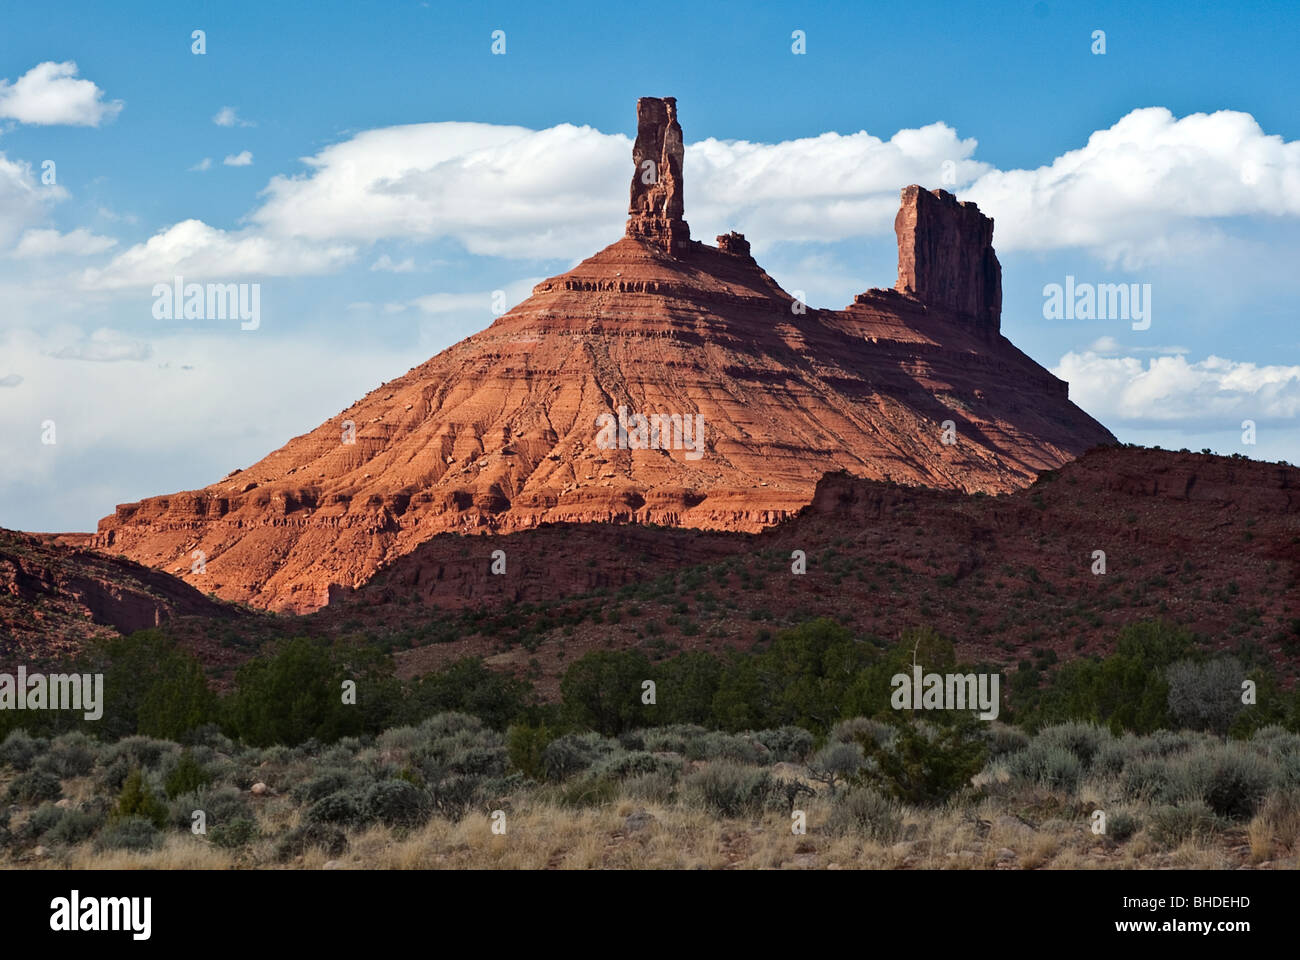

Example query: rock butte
[93,96,1115,613]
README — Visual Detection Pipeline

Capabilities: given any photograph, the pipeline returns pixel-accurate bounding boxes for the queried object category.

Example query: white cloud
[48,328,152,362]
[0,153,62,249]
[213,106,253,127]
[78,219,355,290]
[223,151,253,167]
[1055,349,1300,425]
[966,108,1300,264]
[370,254,416,273]
[189,158,213,172]
[13,228,117,258]
[0,61,122,126]
[0,374,22,388]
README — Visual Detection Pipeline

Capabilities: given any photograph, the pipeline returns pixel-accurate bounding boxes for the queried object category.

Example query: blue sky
[2,0,1299,530]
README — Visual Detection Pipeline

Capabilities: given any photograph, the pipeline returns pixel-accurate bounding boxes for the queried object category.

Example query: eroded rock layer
[93,97,1114,612]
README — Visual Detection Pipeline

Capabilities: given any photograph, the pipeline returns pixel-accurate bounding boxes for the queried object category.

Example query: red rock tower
[895,185,1002,336]
[625,97,691,256]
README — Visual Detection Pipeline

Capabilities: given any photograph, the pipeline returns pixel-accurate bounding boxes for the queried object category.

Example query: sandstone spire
[625,96,691,256]
[894,185,1002,335]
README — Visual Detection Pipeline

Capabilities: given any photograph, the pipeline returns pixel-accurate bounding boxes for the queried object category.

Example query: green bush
[683,763,773,817]
[304,790,364,827]
[505,723,554,780]
[754,726,815,762]
[1035,722,1112,771]
[1006,743,1084,791]
[1147,802,1220,847]
[40,732,97,778]
[540,732,618,781]
[1169,745,1274,820]
[96,816,161,852]
[112,768,168,828]
[275,822,347,861]
[362,779,432,827]
[0,730,45,771]
[859,719,986,805]
[8,769,62,804]
[826,787,904,841]
[164,749,212,799]
[210,817,259,849]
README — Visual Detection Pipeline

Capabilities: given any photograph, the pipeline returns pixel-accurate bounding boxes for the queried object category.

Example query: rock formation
[91,97,1115,612]
[625,97,691,256]
[895,185,1002,335]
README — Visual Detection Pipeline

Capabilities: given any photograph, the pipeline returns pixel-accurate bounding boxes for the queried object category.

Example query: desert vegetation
[1,618,1297,869]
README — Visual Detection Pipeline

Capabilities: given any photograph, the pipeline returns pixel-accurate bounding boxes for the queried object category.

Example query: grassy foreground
[1,714,1297,870]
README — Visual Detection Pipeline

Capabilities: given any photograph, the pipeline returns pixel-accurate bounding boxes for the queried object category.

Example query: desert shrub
[305,790,364,827]
[1005,743,1083,791]
[169,785,250,831]
[830,717,894,748]
[1147,802,1220,847]
[590,750,677,781]
[981,722,1030,760]
[556,772,619,808]
[639,724,708,754]
[429,775,483,820]
[754,726,815,763]
[163,749,212,799]
[861,719,987,805]
[1092,734,1147,779]
[113,768,168,828]
[0,730,46,771]
[46,807,100,845]
[8,769,62,804]
[102,736,175,772]
[1106,810,1141,842]
[1120,758,1177,806]
[96,816,161,852]
[1169,744,1275,820]
[292,770,365,805]
[363,779,432,827]
[540,732,618,781]
[276,822,347,861]
[806,742,864,790]
[683,762,773,817]
[40,731,97,778]
[685,731,767,765]
[1166,658,1245,734]
[623,770,676,803]
[210,817,259,849]
[1250,790,1300,853]
[1035,722,1112,771]
[505,724,554,780]
[826,787,904,841]
[24,803,67,838]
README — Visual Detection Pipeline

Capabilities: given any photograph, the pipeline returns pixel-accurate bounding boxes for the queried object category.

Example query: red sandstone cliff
[91,97,1115,612]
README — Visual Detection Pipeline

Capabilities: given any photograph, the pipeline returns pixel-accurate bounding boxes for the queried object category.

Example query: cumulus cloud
[966,108,1300,264]
[79,219,355,289]
[0,374,22,388]
[13,228,117,258]
[0,61,122,126]
[213,106,253,127]
[48,328,152,362]
[65,107,1300,290]
[1055,349,1300,425]
[0,153,62,249]
[223,151,253,167]
[370,254,416,273]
